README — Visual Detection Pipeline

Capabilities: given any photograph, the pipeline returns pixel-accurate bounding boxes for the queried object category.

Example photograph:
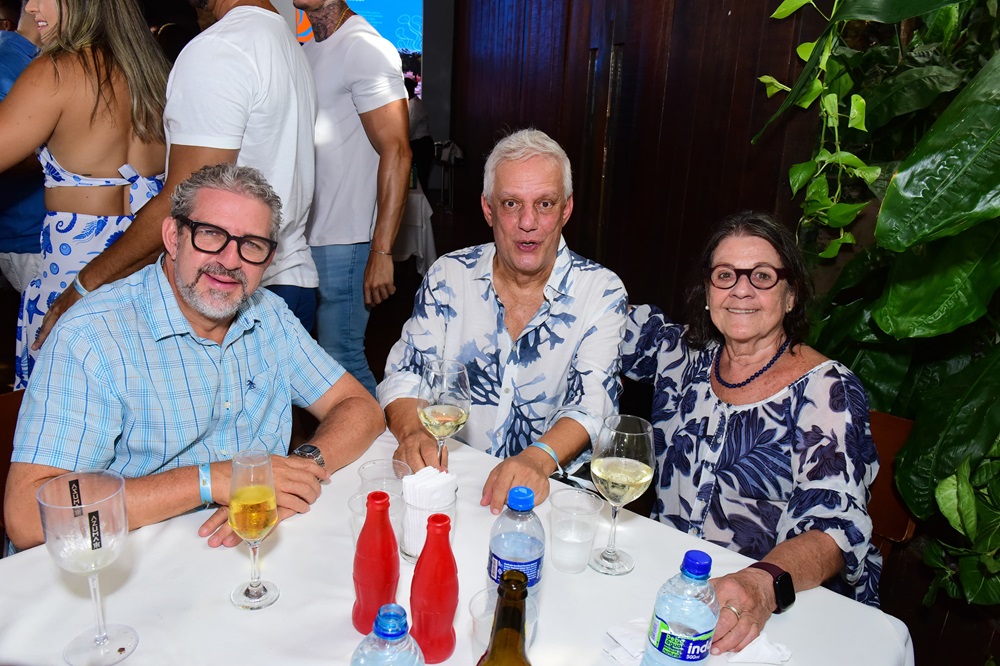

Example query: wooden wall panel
[449,1,821,315]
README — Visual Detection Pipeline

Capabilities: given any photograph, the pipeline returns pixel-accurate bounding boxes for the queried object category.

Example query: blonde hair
[42,0,169,143]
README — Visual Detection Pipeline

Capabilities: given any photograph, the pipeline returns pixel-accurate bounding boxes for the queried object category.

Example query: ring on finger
[723,604,742,621]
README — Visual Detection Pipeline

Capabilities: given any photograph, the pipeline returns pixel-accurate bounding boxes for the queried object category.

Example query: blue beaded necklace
[714,338,790,389]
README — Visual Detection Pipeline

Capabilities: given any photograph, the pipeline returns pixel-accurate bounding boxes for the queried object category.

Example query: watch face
[774,572,795,613]
[293,444,325,467]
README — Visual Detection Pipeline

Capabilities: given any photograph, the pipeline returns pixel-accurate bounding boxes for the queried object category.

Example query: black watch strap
[748,561,795,613]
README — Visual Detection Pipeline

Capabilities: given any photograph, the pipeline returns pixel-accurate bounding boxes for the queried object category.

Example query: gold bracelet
[370,248,392,256]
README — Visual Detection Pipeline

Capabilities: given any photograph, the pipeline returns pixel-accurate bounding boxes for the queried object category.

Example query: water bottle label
[487,552,542,588]
[647,615,714,662]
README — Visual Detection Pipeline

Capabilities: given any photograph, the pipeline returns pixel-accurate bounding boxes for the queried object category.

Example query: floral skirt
[15,210,133,389]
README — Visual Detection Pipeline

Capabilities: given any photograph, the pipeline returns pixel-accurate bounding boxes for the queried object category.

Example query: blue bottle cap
[681,550,712,579]
[372,603,409,640]
[506,486,535,512]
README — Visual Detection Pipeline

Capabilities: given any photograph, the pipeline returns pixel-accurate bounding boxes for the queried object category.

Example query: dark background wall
[442,0,822,315]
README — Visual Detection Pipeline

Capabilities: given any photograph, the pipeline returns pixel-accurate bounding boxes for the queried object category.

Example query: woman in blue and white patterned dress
[622,211,881,656]
[0,0,169,387]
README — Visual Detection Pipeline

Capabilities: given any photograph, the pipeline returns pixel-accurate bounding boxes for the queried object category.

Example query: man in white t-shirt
[295,0,411,396]
[33,0,321,337]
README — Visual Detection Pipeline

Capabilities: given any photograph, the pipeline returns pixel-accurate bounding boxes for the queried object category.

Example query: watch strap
[748,561,785,580]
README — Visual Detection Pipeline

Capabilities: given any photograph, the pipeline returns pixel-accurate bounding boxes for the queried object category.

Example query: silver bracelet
[370,248,392,256]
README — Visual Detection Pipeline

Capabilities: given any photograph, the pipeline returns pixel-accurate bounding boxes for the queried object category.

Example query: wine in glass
[229,450,279,609]
[589,414,655,575]
[37,469,137,665]
[417,359,471,463]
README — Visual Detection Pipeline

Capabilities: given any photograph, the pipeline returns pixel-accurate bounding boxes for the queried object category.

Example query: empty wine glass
[37,470,137,665]
[229,450,279,609]
[589,414,655,575]
[417,359,471,463]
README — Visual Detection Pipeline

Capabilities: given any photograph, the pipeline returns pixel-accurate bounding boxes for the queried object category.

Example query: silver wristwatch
[291,443,325,468]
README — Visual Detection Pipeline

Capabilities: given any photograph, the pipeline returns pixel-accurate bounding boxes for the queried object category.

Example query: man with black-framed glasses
[4,164,385,554]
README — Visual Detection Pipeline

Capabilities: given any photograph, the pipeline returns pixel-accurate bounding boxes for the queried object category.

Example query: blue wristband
[72,275,89,297]
[198,463,212,507]
[529,442,564,477]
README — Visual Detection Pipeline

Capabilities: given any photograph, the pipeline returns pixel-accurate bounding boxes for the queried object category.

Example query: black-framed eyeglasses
[708,263,788,290]
[175,214,277,265]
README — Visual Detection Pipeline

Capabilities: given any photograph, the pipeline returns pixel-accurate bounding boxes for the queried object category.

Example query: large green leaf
[897,346,1000,519]
[863,66,965,130]
[841,345,912,412]
[957,554,1000,604]
[875,52,1000,251]
[831,0,964,23]
[873,222,1000,338]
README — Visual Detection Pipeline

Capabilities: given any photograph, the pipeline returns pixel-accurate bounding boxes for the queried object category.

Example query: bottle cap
[372,603,409,640]
[681,550,712,579]
[506,486,535,511]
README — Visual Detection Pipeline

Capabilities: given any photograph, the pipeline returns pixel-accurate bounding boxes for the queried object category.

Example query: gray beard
[177,263,250,322]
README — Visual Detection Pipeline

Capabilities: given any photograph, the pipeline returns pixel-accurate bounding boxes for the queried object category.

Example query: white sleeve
[343,34,407,115]
[165,35,255,150]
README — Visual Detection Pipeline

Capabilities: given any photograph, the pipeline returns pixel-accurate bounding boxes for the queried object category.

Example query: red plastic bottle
[409,513,459,663]
[352,491,400,634]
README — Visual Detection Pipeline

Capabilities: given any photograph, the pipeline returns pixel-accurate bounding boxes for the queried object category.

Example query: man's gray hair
[170,163,282,240]
[482,129,572,202]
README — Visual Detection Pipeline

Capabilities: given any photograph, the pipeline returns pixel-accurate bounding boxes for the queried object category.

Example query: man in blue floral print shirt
[379,129,628,513]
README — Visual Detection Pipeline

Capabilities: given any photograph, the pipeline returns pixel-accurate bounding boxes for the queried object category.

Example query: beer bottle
[476,569,532,665]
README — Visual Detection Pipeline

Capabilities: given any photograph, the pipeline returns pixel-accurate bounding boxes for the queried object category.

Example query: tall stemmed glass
[417,359,471,463]
[589,414,655,575]
[229,450,279,609]
[37,470,137,665]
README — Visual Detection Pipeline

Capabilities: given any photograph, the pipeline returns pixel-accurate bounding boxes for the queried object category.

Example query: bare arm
[710,530,844,654]
[32,145,239,350]
[480,418,590,514]
[358,98,412,306]
[0,59,61,173]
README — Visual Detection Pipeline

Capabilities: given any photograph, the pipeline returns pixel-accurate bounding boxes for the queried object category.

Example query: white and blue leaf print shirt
[622,305,882,607]
[378,238,628,464]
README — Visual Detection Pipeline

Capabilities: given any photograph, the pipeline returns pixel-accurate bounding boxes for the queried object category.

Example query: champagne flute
[37,470,137,665]
[417,359,471,463]
[589,414,655,575]
[229,450,279,609]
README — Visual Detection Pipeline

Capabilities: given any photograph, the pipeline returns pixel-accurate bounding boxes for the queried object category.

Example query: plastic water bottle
[351,604,425,666]
[640,550,720,665]
[486,486,545,599]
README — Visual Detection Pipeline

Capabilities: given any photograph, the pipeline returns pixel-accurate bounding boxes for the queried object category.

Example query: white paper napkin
[401,467,458,556]
[725,632,792,664]
[604,619,792,665]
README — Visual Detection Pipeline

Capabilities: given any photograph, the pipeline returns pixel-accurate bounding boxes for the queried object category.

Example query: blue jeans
[313,243,377,396]
[264,285,317,334]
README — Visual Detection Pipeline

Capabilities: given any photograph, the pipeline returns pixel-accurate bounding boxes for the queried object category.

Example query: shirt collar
[474,236,574,298]
[145,255,261,344]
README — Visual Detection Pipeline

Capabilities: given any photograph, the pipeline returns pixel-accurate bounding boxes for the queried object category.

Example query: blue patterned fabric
[622,304,882,607]
[14,147,165,388]
[12,259,345,477]
[378,238,628,464]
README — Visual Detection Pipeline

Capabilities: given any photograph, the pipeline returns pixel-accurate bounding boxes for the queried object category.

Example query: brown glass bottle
[476,569,532,666]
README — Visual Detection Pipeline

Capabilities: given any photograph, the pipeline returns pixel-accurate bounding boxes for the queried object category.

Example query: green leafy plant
[759,0,1000,605]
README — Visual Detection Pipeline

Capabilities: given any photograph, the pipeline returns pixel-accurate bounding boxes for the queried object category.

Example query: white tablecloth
[0,433,913,665]
[393,186,436,275]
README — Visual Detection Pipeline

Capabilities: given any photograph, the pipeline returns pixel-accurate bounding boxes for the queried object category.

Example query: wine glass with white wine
[589,414,655,575]
[229,449,279,609]
[37,470,137,665]
[417,359,471,463]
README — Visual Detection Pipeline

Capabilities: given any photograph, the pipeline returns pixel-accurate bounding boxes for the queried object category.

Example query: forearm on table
[760,529,845,591]
[309,390,386,474]
[532,417,591,474]
[76,194,168,290]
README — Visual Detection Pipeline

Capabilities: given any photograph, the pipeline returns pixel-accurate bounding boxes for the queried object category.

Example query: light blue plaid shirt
[13,258,344,476]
